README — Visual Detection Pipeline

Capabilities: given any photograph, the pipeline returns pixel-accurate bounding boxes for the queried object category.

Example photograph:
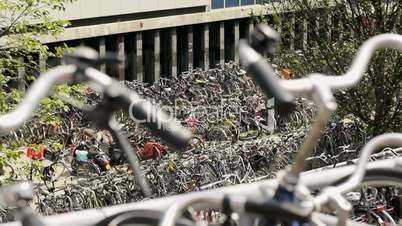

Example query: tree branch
[0,3,32,37]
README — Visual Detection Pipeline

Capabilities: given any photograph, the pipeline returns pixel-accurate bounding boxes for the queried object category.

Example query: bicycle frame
[0,63,190,149]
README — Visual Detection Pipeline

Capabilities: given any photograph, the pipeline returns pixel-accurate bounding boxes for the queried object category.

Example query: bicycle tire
[49,161,67,181]
[75,161,101,177]
[238,122,261,141]
[70,191,85,211]
[38,200,55,216]
[0,210,8,223]
[206,126,230,141]
[94,210,194,226]
[1,162,15,181]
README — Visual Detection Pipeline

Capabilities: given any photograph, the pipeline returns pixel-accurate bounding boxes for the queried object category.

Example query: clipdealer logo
[128,97,244,130]
[128,98,176,130]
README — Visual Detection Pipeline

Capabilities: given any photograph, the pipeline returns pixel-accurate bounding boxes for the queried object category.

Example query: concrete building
[44,0,289,82]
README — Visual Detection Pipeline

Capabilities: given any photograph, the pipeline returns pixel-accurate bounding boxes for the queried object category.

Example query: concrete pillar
[246,18,254,42]
[250,18,254,31]
[99,37,106,73]
[136,32,143,82]
[202,24,210,71]
[39,53,46,73]
[302,18,308,50]
[117,35,125,81]
[277,15,282,34]
[154,30,161,82]
[290,14,295,51]
[219,22,225,65]
[171,28,177,77]
[234,20,240,63]
[267,98,276,133]
[327,16,332,41]
[17,57,25,92]
[339,18,343,41]
[188,26,194,71]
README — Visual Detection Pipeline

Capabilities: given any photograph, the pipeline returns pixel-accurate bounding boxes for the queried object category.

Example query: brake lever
[99,52,122,65]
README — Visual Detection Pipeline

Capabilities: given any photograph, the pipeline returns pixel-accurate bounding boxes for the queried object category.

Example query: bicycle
[0,161,16,183]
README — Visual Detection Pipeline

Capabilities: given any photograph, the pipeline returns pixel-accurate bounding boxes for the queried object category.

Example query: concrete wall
[42,5,264,43]
[41,1,310,83]
[52,0,210,21]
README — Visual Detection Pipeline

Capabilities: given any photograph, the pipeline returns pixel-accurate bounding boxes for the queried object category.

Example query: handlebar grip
[238,41,295,114]
[64,47,121,67]
[110,84,192,149]
[247,59,293,102]
[129,99,191,149]
[250,24,280,57]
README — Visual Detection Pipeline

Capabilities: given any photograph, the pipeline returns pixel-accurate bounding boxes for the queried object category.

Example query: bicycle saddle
[64,47,121,67]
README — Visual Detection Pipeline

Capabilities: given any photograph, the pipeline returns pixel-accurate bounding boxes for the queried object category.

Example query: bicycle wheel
[0,210,8,223]
[206,126,230,141]
[188,136,205,150]
[1,162,15,181]
[238,124,261,141]
[86,189,100,208]
[75,161,100,177]
[70,191,85,211]
[93,210,194,226]
[38,201,54,216]
[50,161,68,181]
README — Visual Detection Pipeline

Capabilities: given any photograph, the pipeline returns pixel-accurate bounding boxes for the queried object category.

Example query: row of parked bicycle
[3,146,398,224]
[0,63,369,213]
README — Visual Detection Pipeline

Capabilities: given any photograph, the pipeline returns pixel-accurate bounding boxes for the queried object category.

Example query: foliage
[256,0,402,134]
[0,0,76,176]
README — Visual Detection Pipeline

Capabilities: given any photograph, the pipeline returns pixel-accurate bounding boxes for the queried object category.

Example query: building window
[225,0,239,7]
[211,0,224,9]
[241,0,255,5]
[211,0,258,9]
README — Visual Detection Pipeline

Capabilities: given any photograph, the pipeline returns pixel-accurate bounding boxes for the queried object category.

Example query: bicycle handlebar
[239,30,402,108]
[238,40,295,114]
[238,25,295,114]
[239,29,402,176]
[111,86,190,149]
[326,33,402,90]
[0,64,191,149]
[280,33,402,94]
[0,65,77,132]
[85,68,191,149]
